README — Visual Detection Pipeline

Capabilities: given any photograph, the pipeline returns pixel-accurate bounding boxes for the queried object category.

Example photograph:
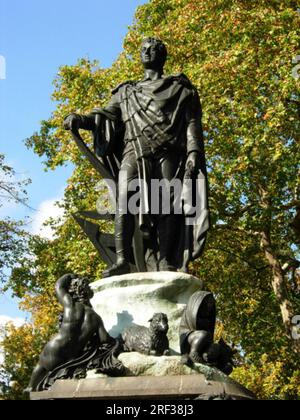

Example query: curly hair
[141,37,168,67]
[68,277,92,300]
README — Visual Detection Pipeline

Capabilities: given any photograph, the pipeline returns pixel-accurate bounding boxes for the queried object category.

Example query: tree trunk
[260,230,300,355]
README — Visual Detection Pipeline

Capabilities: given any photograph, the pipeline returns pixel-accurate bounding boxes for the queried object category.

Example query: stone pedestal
[91,272,203,353]
[30,272,256,400]
[31,355,255,400]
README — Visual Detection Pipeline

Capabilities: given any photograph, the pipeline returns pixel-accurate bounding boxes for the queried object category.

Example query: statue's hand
[63,114,81,131]
[185,151,200,175]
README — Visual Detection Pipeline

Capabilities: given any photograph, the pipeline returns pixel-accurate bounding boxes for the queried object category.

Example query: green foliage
[0,154,30,283]
[232,354,300,400]
[0,154,32,398]
[1,313,59,400]
[2,0,300,399]
[0,154,30,205]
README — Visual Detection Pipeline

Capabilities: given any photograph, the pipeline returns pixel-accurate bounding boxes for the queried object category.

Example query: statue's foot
[102,262,131,278]
[181,354,193,367]
[220,363,233,376]
[189,350,203,364]
[159,260,177,272]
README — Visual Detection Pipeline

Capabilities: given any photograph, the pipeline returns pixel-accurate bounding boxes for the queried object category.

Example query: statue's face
[71,278,94,301]
[140,41,164,70]
[80,279,94,301]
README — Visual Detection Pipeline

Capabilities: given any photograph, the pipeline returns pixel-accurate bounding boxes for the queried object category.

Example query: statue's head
[140,37,167,71]
[69,277,94,302]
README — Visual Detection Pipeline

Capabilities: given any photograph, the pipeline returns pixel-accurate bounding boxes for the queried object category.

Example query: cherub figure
[180,291,235,375]
[26,274,119,392]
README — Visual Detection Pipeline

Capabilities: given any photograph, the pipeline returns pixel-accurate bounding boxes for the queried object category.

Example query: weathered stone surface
[91,272,203,353]
[86,353,229,381]
[89,353,234,383]
[30,374,255,400]
[118,353,228,380]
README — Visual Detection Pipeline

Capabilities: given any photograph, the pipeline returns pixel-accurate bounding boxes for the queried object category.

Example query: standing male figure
[64,38,209,276]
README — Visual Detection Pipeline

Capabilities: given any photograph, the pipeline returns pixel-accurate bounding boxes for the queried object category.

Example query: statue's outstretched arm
[64,88,122,133]
[55,274,75,307]
[64,113,96,131]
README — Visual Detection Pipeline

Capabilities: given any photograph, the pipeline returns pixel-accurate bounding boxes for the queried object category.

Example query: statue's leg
[188,331,213,364]
[157,215,178,271]
[155,152,181,271]
[25,363,48,393]
[102,212,134,278]
[103,150,137,277]
[115,211,135,264]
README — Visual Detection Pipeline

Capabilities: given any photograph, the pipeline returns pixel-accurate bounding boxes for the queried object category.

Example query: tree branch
[208,246,269,272]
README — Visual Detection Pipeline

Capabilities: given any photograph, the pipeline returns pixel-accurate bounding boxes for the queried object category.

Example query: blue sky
[0,0,147,322]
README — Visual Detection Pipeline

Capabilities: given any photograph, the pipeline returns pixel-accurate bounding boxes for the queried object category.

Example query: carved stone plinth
[91,272,203,353]
[30,375,255,400]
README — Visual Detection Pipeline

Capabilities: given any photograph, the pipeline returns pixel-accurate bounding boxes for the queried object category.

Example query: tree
[0,154,31,399]
[126,0,300,352]
[0,296,60,400]
[3,0,300,399]
[0,154,30,283]
[0,214,105,399]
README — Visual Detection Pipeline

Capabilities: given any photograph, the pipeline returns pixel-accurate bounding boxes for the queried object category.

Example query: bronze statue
[121,313,170,356]
[64,38,209,276]
[26,274,124,392]
[180,291,235,375]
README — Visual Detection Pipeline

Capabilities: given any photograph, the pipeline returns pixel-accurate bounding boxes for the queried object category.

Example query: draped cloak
[83,74,210,271]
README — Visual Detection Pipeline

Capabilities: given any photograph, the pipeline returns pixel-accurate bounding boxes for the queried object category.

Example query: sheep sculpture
[121,313,170,356]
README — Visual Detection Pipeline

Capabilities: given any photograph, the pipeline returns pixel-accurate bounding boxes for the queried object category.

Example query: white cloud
[0,316,25,329]
[31,197,65,240]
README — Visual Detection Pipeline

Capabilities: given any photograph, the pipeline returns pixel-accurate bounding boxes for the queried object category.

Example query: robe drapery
[79,74,210,271]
